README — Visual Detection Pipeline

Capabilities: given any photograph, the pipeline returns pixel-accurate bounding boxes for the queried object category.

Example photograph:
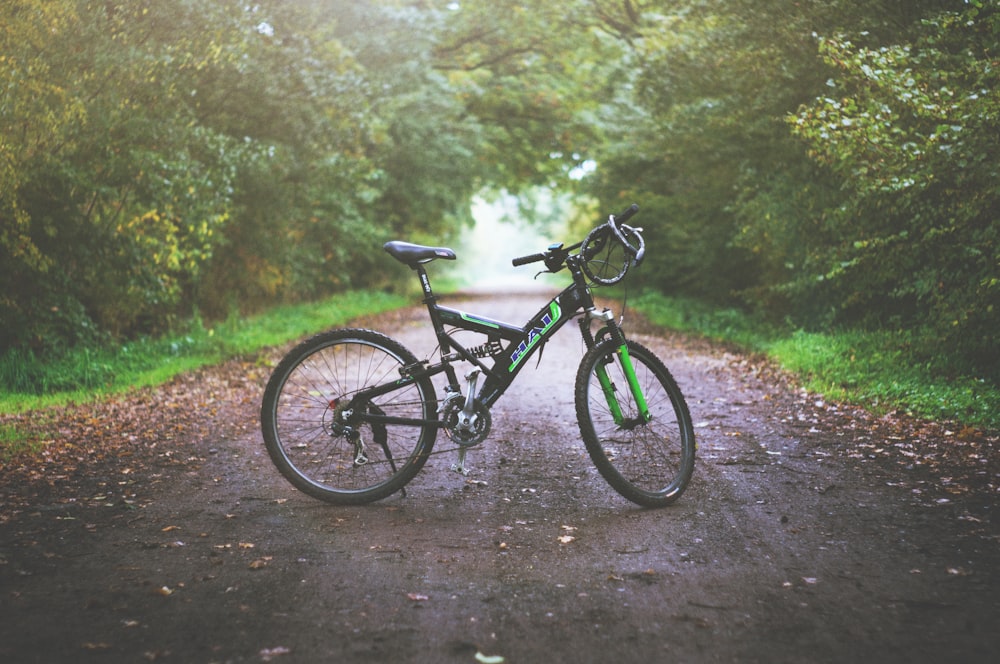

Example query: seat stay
[347,359,451,409]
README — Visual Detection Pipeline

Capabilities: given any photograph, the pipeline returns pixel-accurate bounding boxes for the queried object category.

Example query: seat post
[414,264,437,305]
[415,264,451,356]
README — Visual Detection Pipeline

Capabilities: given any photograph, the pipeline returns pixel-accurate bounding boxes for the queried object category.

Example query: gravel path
[1,292,997,663]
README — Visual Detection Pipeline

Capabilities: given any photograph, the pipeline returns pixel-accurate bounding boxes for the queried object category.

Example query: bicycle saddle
[383,241,457,267]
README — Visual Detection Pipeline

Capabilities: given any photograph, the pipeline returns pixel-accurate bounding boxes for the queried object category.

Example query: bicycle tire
[575,338,695,507]
[260,328,438,504]
[610,221,645,262]
[580,224,632,285]
[614,223,645,266]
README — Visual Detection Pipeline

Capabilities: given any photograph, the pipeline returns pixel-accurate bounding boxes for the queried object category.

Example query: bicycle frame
[260,204,695,506]
[348,253,648,430]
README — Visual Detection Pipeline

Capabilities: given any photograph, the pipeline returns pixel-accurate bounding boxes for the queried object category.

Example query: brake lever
[534,262,565,279]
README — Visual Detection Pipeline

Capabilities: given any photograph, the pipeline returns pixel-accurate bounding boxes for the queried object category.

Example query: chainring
[441,398,492,447]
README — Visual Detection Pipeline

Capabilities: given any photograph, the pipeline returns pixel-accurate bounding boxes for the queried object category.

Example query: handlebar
[511,252,547,267]
[613,203,639,226]
[510,203,643,280]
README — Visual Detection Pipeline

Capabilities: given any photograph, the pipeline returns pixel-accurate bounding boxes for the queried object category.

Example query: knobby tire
[260,328,438,504]
[575,338,695,507]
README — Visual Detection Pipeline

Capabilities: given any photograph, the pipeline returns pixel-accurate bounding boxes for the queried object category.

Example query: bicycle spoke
[576,338,695,506]
[261,330,438,504]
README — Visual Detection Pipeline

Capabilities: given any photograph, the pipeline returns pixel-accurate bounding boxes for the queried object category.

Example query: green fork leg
[593,344,651,425]
[618,344,651,422]
[594,361,625,425]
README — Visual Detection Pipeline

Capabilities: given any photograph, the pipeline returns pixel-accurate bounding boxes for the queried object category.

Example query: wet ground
[1,293,998,663]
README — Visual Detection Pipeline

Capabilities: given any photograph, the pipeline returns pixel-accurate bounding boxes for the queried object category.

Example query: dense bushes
[581,0,998,383]
[3,0,996,391]
[0,1,484,353]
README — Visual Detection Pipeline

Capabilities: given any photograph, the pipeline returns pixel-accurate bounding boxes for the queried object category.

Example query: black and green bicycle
[260,204,695,507]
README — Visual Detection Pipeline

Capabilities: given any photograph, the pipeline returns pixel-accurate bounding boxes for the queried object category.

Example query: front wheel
[575,338,695,507]
[260,328,438,504]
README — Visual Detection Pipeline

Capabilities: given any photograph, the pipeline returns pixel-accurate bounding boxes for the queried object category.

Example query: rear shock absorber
[470,338,503,359]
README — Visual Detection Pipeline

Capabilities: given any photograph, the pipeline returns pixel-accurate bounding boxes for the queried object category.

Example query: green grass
[628,290,774,349]
[4,283,996,441]
[0,421,45,460]
[630,290,1000,432]
[0,290,408,415]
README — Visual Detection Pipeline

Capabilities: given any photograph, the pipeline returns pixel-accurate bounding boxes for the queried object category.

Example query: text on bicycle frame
[508,301,562,372]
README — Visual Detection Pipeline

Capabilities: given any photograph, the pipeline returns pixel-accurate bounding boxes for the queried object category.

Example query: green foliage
[581,0,825,303]
[574,0,999,387]
[2,1,253,346]
[430,0,610,188]
[0,290,407,413]
[630,290,775,350]
[630,290,1000,431]
[768,329,999,429]
[0,0,490,352]
[789,4,1000,378]
[3,0,996,429]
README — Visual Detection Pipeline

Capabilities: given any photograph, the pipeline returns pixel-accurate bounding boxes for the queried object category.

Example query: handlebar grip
[512,252,546,267]
[614,203,639,225]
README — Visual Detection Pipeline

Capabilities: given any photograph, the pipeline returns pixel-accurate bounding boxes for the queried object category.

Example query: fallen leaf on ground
[259,645,292,661]
[81,642,111,650]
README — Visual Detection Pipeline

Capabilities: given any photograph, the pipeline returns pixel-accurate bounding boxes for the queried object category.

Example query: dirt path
[1,292,998,663]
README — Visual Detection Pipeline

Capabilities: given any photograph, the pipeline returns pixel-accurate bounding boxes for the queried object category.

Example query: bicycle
[260,204,695,507]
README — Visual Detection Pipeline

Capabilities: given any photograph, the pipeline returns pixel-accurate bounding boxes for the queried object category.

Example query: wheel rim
[270,339,433,495]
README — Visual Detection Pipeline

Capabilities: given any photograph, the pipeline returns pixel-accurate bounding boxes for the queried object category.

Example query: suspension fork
[583,310,652,427]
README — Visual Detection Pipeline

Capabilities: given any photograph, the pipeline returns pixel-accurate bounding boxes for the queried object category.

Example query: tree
[574,0,994,342]
[6,0,993,386]
[1,1,256,348]
[1,1,87,345]
[791,2,1000,375]
[429,0,617,190]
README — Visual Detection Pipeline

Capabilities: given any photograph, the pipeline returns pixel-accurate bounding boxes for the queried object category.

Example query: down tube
[476,290,579,407]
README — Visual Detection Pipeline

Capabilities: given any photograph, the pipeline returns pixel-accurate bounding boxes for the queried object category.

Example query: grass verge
[0,290,408,417]
[0,421,46,458]
[630,290,1000,432]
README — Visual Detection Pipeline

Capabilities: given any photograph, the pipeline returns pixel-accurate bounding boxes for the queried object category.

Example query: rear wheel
[575,338,695,507]
[260,328,437,504]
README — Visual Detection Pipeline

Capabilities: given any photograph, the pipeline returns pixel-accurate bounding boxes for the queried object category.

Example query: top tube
[437,308,523,342]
